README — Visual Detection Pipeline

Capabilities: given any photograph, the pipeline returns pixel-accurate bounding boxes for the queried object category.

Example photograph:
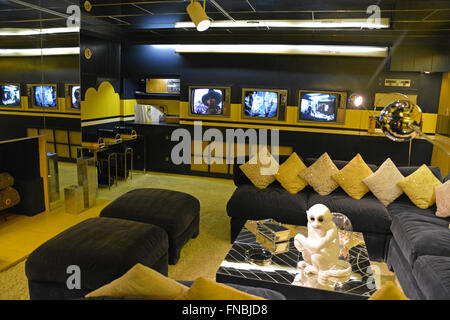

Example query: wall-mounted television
[29,85,58,108]
[0,84,21,107]
[298,90,347,124]
[66,84,81,110]
[242,88,287,120]
[189,86,231,117]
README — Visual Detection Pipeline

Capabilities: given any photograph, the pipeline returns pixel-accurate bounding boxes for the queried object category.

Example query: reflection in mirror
[0,0,80,244]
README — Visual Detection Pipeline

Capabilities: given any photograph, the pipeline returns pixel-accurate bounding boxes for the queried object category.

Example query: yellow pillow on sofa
[85,264,189,300]
[239,146,279,189]
[397,164,442,209]
[368,281,409,300]
[274,152,308,194]
[332,154,374,200]
[176,277,265,300]
[298,152,340,196]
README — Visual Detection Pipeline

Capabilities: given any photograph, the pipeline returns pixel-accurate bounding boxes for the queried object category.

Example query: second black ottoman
[100,188,200,265]
[25,217,169,300]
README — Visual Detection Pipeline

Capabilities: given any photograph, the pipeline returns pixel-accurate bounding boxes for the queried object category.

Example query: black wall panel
[80,33,121,98]
[121,45,442,113]
[0,115,81,141]
[120,44,442,168]
[0,138,40,180]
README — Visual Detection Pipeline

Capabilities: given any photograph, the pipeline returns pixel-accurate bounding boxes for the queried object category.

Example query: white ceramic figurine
[294,204,351,286]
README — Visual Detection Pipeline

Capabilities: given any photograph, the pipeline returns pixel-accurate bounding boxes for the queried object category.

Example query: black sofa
[227,156,450,300]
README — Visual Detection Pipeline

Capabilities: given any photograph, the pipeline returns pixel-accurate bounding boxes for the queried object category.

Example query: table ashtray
[245,248,273,266]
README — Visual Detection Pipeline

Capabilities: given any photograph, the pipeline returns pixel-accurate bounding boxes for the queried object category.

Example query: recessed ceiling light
[154,44,389,58]
[0,27,80,36]
[0,47,80,57]
[175,18,390,29]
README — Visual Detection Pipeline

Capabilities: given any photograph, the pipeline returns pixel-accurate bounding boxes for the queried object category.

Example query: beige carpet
[0,169,236,300]
[0,165,398,300]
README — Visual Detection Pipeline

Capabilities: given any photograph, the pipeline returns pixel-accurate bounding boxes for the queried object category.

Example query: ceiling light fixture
[0,27,80,36]
[175,18,390,29]
[0,47,80,57]
[186,0,211,32]
[154,44,389,58]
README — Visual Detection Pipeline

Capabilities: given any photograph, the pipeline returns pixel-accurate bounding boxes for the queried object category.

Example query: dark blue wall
[121,44,442,113]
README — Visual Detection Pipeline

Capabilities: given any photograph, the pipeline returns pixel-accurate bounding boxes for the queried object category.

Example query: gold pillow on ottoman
[332,154,373,200]
[239,146,279,189]
[398,164,442,209]
[299,153,339,196]
[85,263,189,300]
[274,152,308,194]
[363,158,404,206]
[176,277,264,300]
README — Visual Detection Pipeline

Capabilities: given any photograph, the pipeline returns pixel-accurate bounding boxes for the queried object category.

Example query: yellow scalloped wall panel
[81,81,120,121]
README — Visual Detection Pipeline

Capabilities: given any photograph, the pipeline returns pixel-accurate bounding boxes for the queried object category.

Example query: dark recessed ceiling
[80,0,450,46]
[0,0,79,49]
[0,0,449,48]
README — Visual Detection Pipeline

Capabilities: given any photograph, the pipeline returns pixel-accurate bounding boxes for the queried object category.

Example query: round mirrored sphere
[378,100,423,142]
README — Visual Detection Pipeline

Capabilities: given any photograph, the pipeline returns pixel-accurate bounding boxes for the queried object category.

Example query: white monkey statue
[294,204,351,286]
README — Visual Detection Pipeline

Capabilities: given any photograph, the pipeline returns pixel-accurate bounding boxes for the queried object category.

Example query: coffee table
[216,220,394,300]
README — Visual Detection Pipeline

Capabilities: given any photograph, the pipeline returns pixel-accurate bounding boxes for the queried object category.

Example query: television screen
[0,84,21,107]
[33,85,57,108]
[70,85,81,109]
[191,88,224,115]
[243,91,279,118]
[300,92,338,122]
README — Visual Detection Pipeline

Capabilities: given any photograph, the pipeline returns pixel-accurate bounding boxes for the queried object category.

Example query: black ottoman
[100,188,200,265]
[25,217,169,300]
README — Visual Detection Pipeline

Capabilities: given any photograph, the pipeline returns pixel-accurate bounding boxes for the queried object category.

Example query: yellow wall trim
[81,81,120,121]
[0,110,81,119]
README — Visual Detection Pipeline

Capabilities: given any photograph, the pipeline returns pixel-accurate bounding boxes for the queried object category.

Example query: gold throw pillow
[332,154,373,200]
[299,153,340,196]
[397,164,442,209]
[274,152,308,194]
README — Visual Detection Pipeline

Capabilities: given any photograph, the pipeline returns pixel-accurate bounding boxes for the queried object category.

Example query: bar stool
[97,150,118,189]
[117,146,133,181]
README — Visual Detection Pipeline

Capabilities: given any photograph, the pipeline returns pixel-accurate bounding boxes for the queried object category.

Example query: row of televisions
[0,83,80,110]
[189,86,347,123]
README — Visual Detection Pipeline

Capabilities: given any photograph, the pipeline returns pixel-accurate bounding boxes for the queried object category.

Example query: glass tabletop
[216,220,392,298]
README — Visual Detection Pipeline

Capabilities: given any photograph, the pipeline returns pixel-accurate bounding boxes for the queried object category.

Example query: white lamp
[187,0,211,32]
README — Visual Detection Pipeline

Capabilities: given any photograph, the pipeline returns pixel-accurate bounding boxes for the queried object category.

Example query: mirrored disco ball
[378,100,423,142]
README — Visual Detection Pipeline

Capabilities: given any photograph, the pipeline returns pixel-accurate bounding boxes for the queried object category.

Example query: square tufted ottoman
[100,188,200,265]
[25,217,169,300]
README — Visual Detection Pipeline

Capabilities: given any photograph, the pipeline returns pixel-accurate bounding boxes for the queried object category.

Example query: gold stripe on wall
[180,102,437,134]
[431,72,450,176]
[431,134,450,176]
[121,99,138,117]
[0,95,81,117]
[438,73,450,116]
[0,110,81,119]
[180,119,370,136]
